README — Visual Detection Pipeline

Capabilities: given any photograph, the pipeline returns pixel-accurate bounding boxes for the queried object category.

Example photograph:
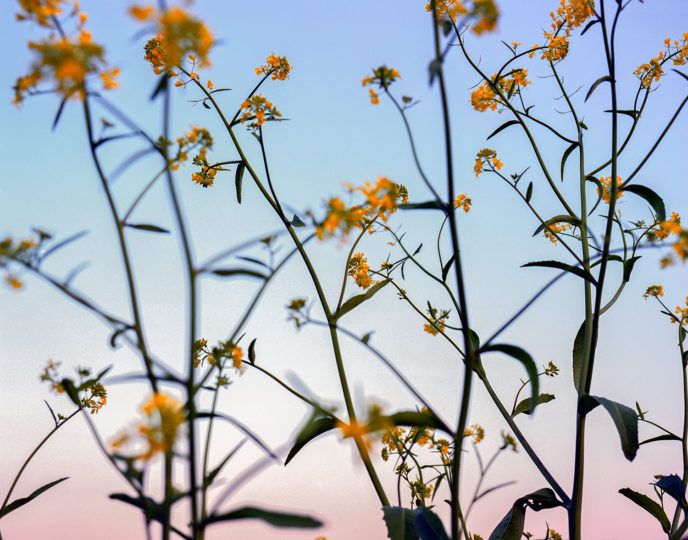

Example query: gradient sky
[2,1,688,539]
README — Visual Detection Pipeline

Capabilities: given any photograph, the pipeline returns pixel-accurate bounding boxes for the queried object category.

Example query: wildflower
[239,94,283,132]
[643,285,664,300]
[138,393,185,460]
[81,381,107,414]
[255,53,291,81]
[348,253,374,289]
[368,88,380,105]
[336,419,371,449]
[549,531,563,540]
[425,0,498,35]
[454,194,472,213]
[470,69,530,112]
[207,79,214,90]
[473,148,503,177]
[424,305,449,335]
[530,0,595,63]
[634,33,688,88]
[501,431,518,451]
[410,479,433,501]
[286,297,308,328]
[362,66,401,89]
[133,5,213,75]
[16,0,63,27]
[597,176,623,204]
[544,361,560,377]
[543,222,572,245]
[464,423,484,443]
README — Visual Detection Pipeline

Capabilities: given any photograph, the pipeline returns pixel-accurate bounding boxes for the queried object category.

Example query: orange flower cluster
[674,298,688,327]
[239,94,283,132]
[597,176,623,204]
[454,194,472,213]
[255,53,291,81]
[643,285,664,299]
[424,305,449,336]
[348,253,373,289]
[543,222,572,245]
[136,393,185,460]
[131,5,213,75]
[464,423,485,443]
[14,3,119,104]
[473,148,503,177]
[168,125,217,187]
[39,362,107,414]
[362,66,401,104]
[634,34,688,88]
[654,213,687,267]
[316,177,408,241]
[425,0,498,35]
[1,235,39,290]
[470,69,530,112]
[531,0,595,62]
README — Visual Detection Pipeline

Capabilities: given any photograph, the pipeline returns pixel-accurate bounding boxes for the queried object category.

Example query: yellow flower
[16,0,63,27]
[543,222,572,245]
[454,194,472,213]
[473,148,502,176]
[368,88,380,105]
[464,423,484,443]
[348,253,374,289]
[470,69,530,112]
[643,285,664,299]
[239,94,283,132]
[532,0,595,63]
[336,419,372,449]
[138,393,185,460]
[597,176,623,204]
[424,306,449,336]
[255,53,291,81]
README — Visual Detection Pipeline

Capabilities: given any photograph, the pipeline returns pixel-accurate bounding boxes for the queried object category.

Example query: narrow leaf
[623,256,642,282]
[579,395,639,460]
[604,109,638,119]
[619,488,670,533]
[429,59,442,86]
[361,332,373,345]
[235,161,245,204]
[441,254,455,282]
[525,182,533,203]
[522,260,596,285]
[481,344,539,413]
[581,18,599,35]
[335,279,390,320]
[532,215,581,237]
[387,410,443,430]
[285,414,337,465]
[560,142,579,181]
[586,175,604,216]
[0,477,69,519]
[585,75,612,102]
[487,120,519,140]
[248,338,256,365]
[204,506,322,528]
[126,223,170,234]
[150,73,168,101]
[511,394,555,418]
[211,268,267,280]
[43,399,58,426]
[41,230,88,260]
[52,95,69,131]
[205,440,247,487]
[572,322,585,392]
[489,502,525,540]
[621,184,666,222]
[401,200,444,211]
[640,433,681,445]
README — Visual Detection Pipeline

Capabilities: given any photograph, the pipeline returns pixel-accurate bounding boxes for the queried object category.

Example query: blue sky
[2,1,688,538]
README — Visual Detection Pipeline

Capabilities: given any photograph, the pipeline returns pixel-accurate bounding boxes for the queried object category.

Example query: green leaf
[387,410,443,430]
[0,477,69,519]
[126,223,170,234]
[522,260,597,285]
[581,18,599,35]
[619,488,671,533]
[248,338,256,365]
[623,256,642,282]
[52,95,69,131]
[585,75,612,102]
[604,109,639,120]
[442,19,452,36]
[489,488,563,540]
[640,433,682,445]
[429,59,442,86]
[401,200,445,211]
[586,175,604,216]
[654,474,686,505]
[211,268,267,280]
[572,322,586,392]
[361,332,373,345]
[235,161,246,204]
[291,214,306,227]
[382,506,420,540]
[205,440,246,488]
[621,184,666,223]
[413,507,450,540]
[560,142,579,182]
[41,230,88,261]
[579,395,639,460]
[481,344,539,413]
[150,73,168,101]
[61,378,81,406]
[285,413,337,465]
[109,493,166,522]
[525,182,533,203]
[532,214,581,237]
[335,279,391,320]
[511,393,555,418]
[203,506,322,528]
[487,120,520,140]
[441,254,455,282]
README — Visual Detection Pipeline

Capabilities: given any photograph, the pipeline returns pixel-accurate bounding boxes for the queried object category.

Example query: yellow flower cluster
[239,94,283,132]
[634,34,688,88]
[470,69,530,112]
[597,176,623,204]
[473,148,504,177]
[14,3,119,104]
[348,253,374,289]
[424,305,449,335]
[649,213,687,267]
[131,5,213,76]
[543,222,572,245]
[674,298,688,327]
[192,338,245,374]
[137,393,185,460]
[454,194,472,213]
[530,0,595,62]
[464,423,485,443]
[362,66,401,104]
[316,177,408,241]
[39,362,108,414]
[643,285,664,299]
[425,0,498,35]
[0,235,39,290]
[255,53,291,81]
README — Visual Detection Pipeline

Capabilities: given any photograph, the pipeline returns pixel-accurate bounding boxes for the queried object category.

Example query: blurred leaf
[511,394,555,418]
[291,214,306,227]
[211,268,267,280]
[60,378,80,406]
[203,506,322,528]
[442,19,452,36]
[382,506,420,540]
[361,332,373,345]
[235,161,245,204]
[413,507,450,540]
[285,413,337,465]
[619,488,670,533]
[387,410,443,430]
[579,394,639,460]
[150,73,168,101]
[560,142,579,182]
[0,477,69,519]
[335,279,390,320]
[621,184,666,223]
[532,214,581,237]
[52,95,69,131]
[236,256,269,268]
[429,59,442,86]
[481,344,539,413]
[126,223,170,234]
[585,75,612,102]
[196,411,277,460]
[402,201,444,211]
[487,120,519,140]
[205,440,247,488]
[41,230,88,261]
[522,260,596,285]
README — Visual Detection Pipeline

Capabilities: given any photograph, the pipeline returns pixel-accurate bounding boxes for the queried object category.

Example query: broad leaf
[481,344,539,413]
[335,279,390,320]
[622,256,642,282]
[413,507,450,540]
[619,488,671,533]
[489,488,563,540]
[654,474,686,505]
[203,506,322,528]
[382,506,420,540]
[0,477,68,519]
[511,393,555,418]
[621,184,666,223]
[579,395,639,460]
[522,260,596,285]
[525,181,533,203]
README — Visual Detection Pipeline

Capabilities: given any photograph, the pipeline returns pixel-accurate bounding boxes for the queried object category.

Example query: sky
[1,1,688,539]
